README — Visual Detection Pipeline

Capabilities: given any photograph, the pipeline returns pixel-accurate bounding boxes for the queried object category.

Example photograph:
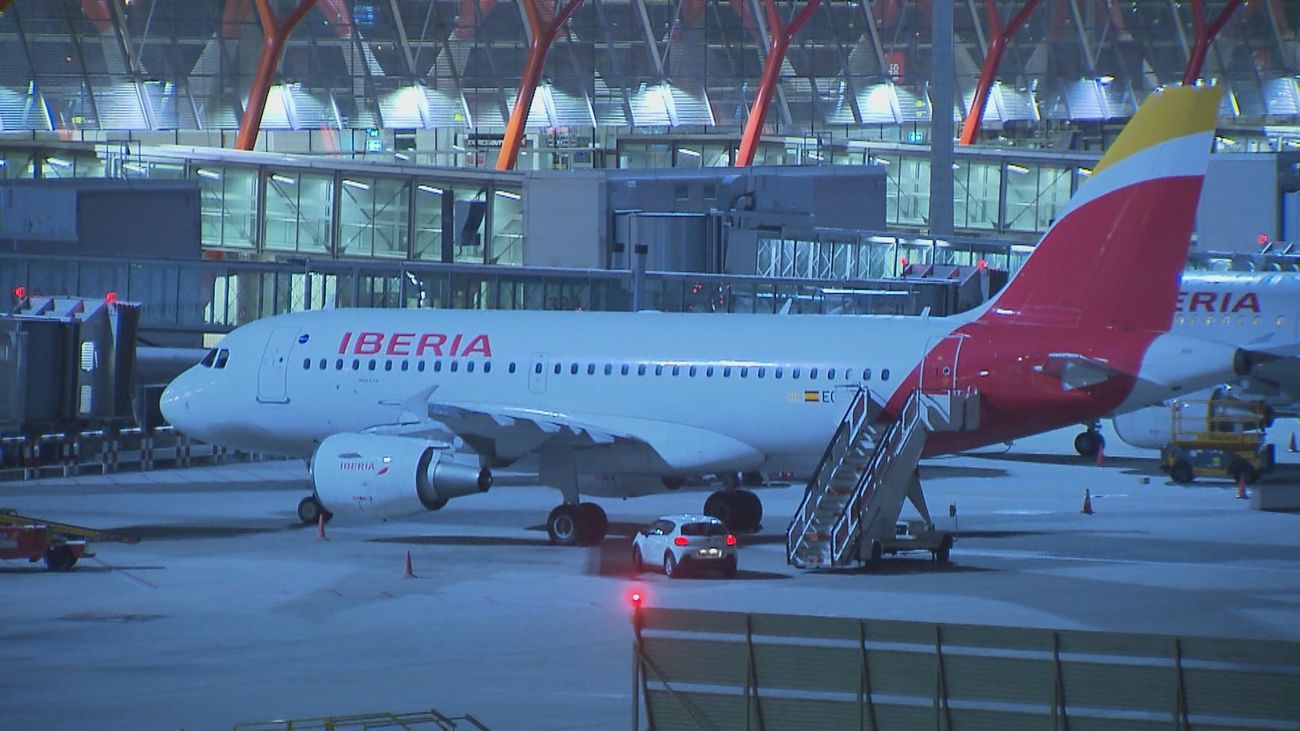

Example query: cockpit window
[214,350,230,369]
[200,349,218,368]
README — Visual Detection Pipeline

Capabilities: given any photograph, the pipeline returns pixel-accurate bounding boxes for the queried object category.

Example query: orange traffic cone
[1095,444,1104,467]
[1082,489,1094,515]
[316,513,328,541]
[403,550,416,578]
[1289,432,1297,453]
[1236,475,1248,500]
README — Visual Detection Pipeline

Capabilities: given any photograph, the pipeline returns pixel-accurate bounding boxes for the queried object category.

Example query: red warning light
[629,590,644,608]
[1258,234,1270,246]
[977,259,987,269]
[899,257,909,267]
[13,285,26,299]
[673,536,689,546]
[726,534,737,546]
[105,291,118,304]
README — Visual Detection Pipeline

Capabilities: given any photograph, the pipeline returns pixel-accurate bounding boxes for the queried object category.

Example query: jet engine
[311,433,491,518]
[1113,390,1271,450]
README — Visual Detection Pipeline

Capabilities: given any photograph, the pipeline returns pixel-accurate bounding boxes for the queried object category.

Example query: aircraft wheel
[297,496,333,525]
[547,504,586,546]
[735,490,763,533]
[934,534,953,564]
[1231,461,1259,485]
[703,491,740,531]
[866,540,884,571]
[1074,430,1104,458]
[44,545,76,571]
[1170,459,1195,484]
[578,502,608,545]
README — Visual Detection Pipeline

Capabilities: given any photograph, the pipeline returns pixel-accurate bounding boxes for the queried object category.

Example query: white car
[632,514,738,578]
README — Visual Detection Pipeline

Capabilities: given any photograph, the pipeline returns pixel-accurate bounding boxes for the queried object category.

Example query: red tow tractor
[0,509,139,571]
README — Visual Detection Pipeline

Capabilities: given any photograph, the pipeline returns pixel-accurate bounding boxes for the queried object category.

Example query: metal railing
[785,387,873,566]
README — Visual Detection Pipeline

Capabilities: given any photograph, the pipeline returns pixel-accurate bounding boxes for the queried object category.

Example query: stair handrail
[785,387,874,564]
[828,388,925,564]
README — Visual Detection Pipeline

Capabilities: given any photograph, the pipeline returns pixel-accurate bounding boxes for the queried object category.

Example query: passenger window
[671,365,680,376]
[655,365,664,376]
[706,366,714,377]
[435,361,443,372]
[384,360,393,371]
[508,362,517,374]
[587,364,595,375]
[881,368,890,381]
[368,360,377,371]
[401,361,409,372]
[687,366,696,377]
[335,359,343,370]
[740,367,749,378]
[621,364,630,376]
[638,364,647,376]
[318,358,327,370]
[775,367,783,379]
[829,367,837,380]
[758,367,766,378]
[451,361,459,373]
[352,359,360,371]
[484,362,492,373]
[571,363,579,375]
[792,368,800,379]
[417,361,425,372]
[302,358,311,370]
[466,361,476,373]
[862,368,870,380]
[604,364,613,376]
[723,367,732,378]
[810,367,818,379]
[554,363,561,375]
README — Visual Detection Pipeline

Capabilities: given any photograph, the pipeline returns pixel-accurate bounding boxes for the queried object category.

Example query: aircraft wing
[400,400,766,473]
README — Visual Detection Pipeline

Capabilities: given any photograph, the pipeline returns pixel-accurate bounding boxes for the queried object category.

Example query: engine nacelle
[1113,390,1271,450]
[311,433,490,519]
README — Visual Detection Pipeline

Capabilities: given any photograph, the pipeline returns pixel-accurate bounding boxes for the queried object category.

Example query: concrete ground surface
[3,422,1299,730]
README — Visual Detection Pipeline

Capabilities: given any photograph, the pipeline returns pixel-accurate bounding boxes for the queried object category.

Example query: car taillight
[674,536,689,546]
[726,534,737,546]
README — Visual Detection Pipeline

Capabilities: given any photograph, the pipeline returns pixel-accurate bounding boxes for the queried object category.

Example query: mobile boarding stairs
[787,386,980,569]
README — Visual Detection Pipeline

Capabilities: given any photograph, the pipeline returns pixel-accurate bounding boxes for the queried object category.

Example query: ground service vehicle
[1160,398,1274,484]
[0,510,138,571]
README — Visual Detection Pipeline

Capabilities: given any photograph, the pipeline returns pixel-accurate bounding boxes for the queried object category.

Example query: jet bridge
[787,387,979,569]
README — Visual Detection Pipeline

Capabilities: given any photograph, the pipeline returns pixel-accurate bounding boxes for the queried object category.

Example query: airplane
[161,86,1240,547]
[1073,269,1300,454]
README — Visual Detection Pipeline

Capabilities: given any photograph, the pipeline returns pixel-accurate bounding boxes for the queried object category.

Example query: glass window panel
[413,181,446,261]
[265,171,333,254]
[490,188,523,266]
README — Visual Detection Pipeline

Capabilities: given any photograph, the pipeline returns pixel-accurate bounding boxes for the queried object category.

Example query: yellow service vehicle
[1160,397,1274,484]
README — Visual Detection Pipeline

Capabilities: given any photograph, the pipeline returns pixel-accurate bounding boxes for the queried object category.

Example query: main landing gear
[703,489,763,533]
[546,502,609,546]
[1074,422,1105,458]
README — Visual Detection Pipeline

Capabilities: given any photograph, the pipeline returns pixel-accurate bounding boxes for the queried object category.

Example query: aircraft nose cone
[159,376,189,430]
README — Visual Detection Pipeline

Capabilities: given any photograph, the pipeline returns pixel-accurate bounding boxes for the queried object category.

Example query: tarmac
[3,422,1299,730]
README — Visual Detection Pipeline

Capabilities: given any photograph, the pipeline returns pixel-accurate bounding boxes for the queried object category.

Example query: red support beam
[495,0,584,171]
[0,0,13,12]
[735,0,822,167]
[959,0,1042,145]
[235,0,320,151]
[1182,0,1244,85]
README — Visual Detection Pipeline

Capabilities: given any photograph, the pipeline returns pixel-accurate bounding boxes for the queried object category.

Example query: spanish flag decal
[803,391,820,402]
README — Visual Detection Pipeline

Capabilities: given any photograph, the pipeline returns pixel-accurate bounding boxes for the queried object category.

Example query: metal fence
[632,608,1300,730]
